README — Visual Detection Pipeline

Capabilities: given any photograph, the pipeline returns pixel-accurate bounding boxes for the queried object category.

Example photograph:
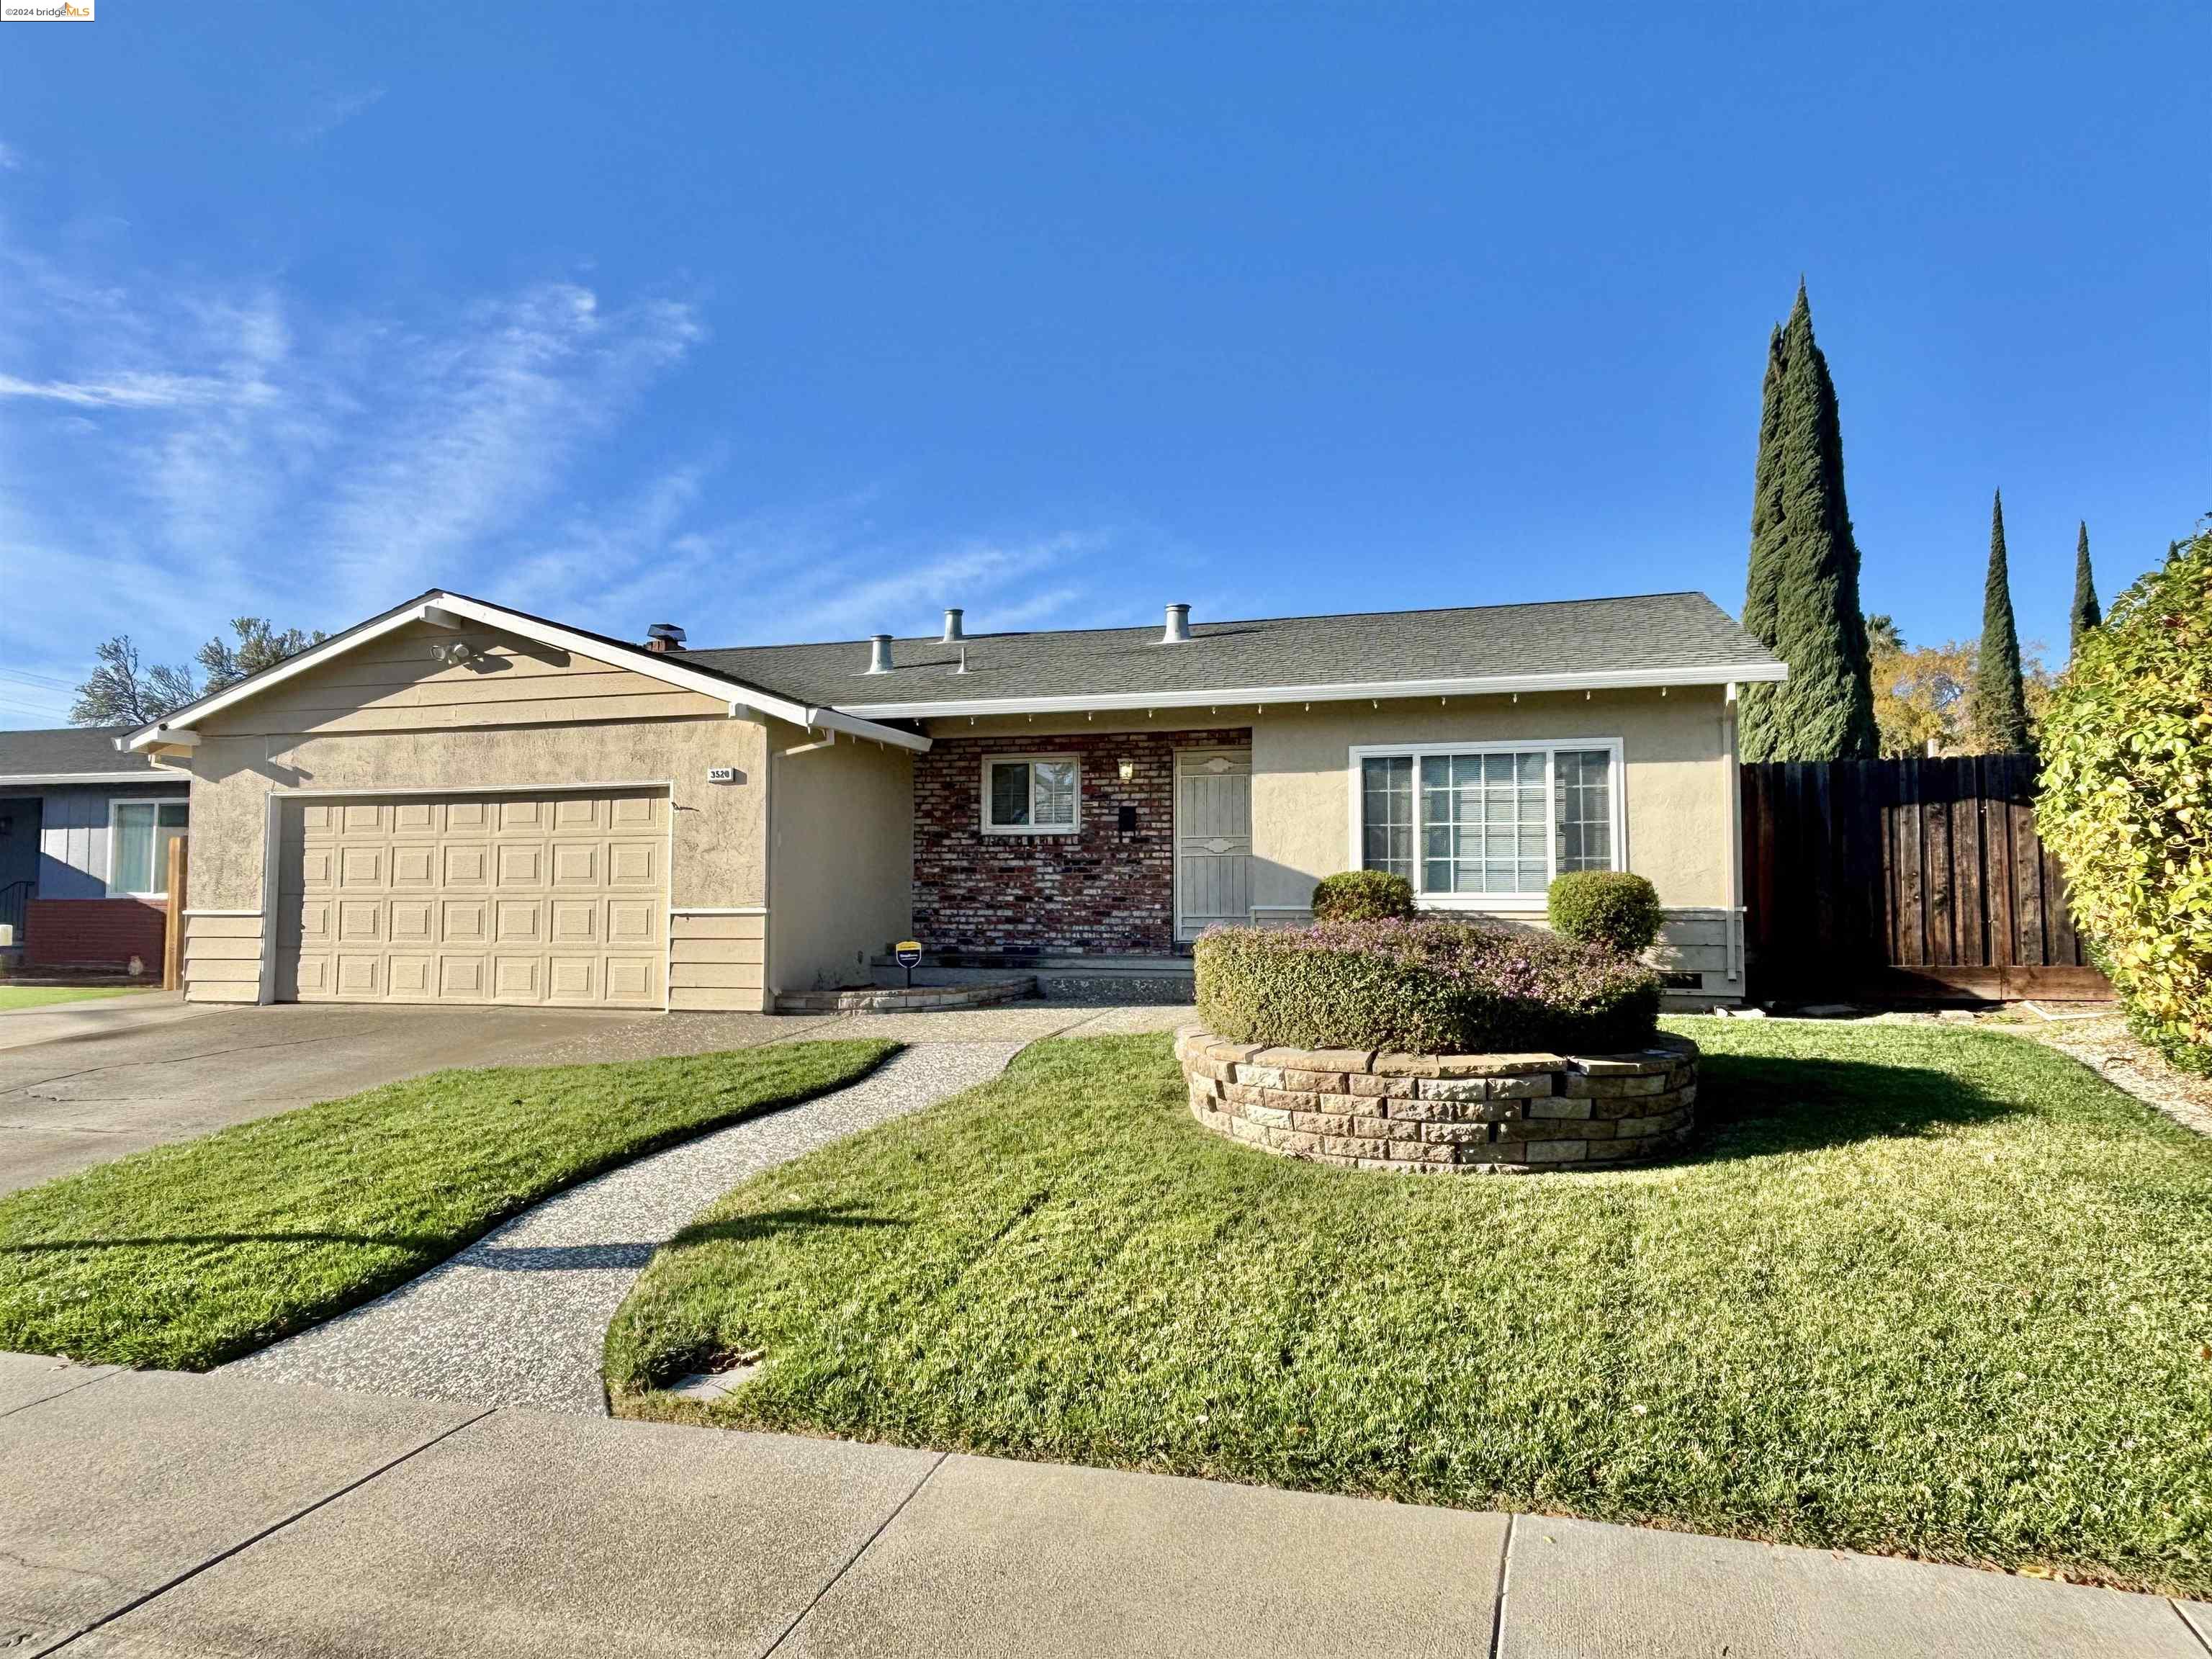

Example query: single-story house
[119,589,1786,1012]
[0,727,192,974]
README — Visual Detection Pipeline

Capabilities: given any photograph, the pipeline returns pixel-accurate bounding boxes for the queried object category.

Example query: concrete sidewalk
[2,1356,2202,1658]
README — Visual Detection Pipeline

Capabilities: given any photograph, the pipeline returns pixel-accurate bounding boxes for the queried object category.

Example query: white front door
[1174,749,1252,941]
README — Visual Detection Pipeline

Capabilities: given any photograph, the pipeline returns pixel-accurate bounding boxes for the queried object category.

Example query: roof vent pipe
[866,634,895,674]
[942,608,965,642]
[1161,603,1191,644]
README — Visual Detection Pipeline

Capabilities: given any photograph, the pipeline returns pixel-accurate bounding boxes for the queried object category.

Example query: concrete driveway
[0,997,1181,1196]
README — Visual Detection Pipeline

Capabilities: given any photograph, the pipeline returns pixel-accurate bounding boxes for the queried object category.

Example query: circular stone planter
[1174,1027,1698,1172]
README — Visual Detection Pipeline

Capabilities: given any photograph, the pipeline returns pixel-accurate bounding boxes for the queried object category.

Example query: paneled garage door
[276,791,668,1007]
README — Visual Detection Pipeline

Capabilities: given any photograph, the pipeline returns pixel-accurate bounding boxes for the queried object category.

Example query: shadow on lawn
[0,1206,904,1264]
[1690,1052,2018,1160]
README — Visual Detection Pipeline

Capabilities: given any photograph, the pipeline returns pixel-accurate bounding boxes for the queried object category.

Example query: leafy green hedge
[1547,871,1665,955]
[1195,919,1661,1055]
[1310,870,1415,922]
[2039,531,2212,1072]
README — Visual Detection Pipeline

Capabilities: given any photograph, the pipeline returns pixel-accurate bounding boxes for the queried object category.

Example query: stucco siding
[179,624,772,1006]
[768,725,912,994]
[1247,687,1733,912]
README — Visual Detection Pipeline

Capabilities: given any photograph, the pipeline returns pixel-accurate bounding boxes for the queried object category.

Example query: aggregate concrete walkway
[2,1357,2201,1659]
[228,1042,1030,1412]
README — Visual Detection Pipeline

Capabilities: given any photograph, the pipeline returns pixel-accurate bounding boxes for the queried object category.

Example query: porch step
[775,976,1038,1015]
[869,954,1195,1007]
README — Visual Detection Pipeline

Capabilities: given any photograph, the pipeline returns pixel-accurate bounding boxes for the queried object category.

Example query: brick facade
[25,897,167,974]
[912,729,1249,956]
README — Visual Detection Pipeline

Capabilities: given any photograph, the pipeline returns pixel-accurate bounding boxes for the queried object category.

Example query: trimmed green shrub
[2038,531,2212,1073]
[1195,919,1661,1055]
[1547,871,1665,956]
[1310,870,1415,922]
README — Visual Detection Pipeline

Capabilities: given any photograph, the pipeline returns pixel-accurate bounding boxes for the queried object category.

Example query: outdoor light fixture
[1117,757,1136,783]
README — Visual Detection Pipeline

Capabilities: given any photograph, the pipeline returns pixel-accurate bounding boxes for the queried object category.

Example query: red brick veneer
[24,898,167,974]
[912,729,1249,956]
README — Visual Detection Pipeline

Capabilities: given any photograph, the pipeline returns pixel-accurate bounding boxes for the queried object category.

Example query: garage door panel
[496,843,546,886]
[391,845,437,887]
[279,789,667,1008]
[550,900,599,943]
[608,842,660,887]
[338,846,385,888]
[494,899,543,943]
[442,843,489,886]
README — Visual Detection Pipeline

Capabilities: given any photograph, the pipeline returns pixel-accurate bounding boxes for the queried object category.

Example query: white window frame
[1345,738,1627,912]
[106,796,190,899]
[981,754,1082,837]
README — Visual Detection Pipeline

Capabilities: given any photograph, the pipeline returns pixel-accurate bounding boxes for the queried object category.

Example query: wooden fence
[1740,755,2108,1002]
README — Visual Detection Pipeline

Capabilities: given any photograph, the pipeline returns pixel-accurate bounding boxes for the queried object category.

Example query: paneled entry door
[1174,748,1252,942]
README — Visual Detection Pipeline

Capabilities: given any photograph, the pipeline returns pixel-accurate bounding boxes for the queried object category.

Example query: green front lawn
[606,1022,2212,1595]
[0,1040,894,1370]
[0,985,154,1012]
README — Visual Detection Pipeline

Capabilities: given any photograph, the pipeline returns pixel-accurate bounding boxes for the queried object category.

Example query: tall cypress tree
[2069,521,2101,655]
[1737,284,1879,760]
[1972,490,2032,752]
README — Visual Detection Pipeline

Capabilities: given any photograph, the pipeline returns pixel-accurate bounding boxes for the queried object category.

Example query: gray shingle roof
[689,591,1779,712]
[0,727,173,782]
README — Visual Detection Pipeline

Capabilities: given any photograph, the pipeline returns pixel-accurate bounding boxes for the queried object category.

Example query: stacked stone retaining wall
[1175,1028,1697,1172]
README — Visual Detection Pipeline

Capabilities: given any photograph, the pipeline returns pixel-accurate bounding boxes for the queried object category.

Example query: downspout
[1724,682,1743,989]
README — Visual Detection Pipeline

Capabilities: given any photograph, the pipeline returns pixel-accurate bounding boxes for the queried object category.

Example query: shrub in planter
[2038,531,2212,1072]
[1547,871,1665,956]
[1310,870,1415,922]
[1195,917,1661,1055]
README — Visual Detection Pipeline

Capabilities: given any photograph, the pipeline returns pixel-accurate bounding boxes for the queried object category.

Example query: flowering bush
[1195,917,1662,1054]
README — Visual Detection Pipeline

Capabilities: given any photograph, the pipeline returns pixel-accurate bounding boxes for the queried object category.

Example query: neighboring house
[120,589,1786,1012]
[0,727,192,975]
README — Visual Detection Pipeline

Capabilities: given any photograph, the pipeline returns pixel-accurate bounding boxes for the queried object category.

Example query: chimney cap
[1161,603,1192,644]
[645,622,687,652]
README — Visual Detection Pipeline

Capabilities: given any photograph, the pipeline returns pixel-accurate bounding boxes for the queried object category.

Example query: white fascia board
[123,590,930,755]
[0,772,180,786]
[833,660,1791,721]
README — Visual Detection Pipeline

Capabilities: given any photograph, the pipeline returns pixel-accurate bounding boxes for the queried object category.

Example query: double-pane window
[984,758,1079,833]
[111,801,188,896]
[1355,745,1617,901]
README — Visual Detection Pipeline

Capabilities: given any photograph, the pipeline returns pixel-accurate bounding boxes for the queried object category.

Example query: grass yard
[606,1021,2212,1596]
[0,985,155,1012]
[0,1040,894,1370]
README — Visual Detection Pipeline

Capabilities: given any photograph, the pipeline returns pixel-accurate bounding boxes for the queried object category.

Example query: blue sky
[0,2,2200,727]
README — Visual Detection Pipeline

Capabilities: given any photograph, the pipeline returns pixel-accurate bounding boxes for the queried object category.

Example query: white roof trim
[0,772,181,787]
[122,591,930,755]
[834,661,1790,721]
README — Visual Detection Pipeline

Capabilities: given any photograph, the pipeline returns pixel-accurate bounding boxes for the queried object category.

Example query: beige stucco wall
[920,688,1732,914]
[1248,685,1733,912]
[767,724,914,994]
[178,621,773,1009]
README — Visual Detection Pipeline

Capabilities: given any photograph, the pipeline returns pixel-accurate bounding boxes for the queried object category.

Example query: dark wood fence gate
[1740,755,2108,1002]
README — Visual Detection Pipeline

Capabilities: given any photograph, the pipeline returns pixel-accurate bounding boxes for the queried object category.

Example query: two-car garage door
[276,790,667,1007]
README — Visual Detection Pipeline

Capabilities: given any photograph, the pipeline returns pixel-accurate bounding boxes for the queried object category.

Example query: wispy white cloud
[0,216,1130,724]
[293,86,386,144]
[0,142,21,172]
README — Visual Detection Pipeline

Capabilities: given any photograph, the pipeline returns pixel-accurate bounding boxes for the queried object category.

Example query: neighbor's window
[110,800,189,896]
[1354,743,1618,903]
[984,757,1080,834]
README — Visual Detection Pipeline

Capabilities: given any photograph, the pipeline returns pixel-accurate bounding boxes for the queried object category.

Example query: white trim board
[0,773,184,788]
[123,590,930,756]
[839,662,1786,721]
